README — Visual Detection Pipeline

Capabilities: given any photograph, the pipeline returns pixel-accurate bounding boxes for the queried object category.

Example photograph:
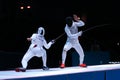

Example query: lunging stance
[15,27,54,72]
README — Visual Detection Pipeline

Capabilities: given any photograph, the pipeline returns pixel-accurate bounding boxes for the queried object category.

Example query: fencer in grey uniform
[16,27,54,72]
[60,15,86,68]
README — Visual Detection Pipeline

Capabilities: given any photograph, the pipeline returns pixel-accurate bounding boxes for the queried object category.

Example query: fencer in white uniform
[20,27,54,71]
[60,15,86,68]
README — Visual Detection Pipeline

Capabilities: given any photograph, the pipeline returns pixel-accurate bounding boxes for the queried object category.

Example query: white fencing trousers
[21,46,47,68]
[62,41,84,65]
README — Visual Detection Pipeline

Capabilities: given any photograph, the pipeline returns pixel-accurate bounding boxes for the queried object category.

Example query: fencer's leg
[16,51,34,72]
[41,51,49,70]
[22,51,34,68]
[60,49,67,68]
[74,44,87,67]
[61,50,67,64]
[60,43,72,68]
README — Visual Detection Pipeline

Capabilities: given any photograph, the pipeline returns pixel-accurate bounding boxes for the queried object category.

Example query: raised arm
[73,14,85,27]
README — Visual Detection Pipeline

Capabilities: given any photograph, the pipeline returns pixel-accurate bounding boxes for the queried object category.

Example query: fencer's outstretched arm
[43,39,54,49]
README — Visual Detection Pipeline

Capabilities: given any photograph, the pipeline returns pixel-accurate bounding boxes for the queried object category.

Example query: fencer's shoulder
[32,33,37,35]
[65,25,69,28]
[31,33,38,37]
[65,26,68,30]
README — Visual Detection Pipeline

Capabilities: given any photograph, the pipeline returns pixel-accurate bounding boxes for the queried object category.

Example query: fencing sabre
[54,24,111,41]
[83,23,110,32]
[54,33,65,41]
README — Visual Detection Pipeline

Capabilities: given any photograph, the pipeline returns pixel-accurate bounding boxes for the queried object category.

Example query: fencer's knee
[81,54,85,58]
[78,52,84,57]
[63,49,67,52]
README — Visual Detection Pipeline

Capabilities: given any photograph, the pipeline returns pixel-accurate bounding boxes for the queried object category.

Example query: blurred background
[0,0,119,70]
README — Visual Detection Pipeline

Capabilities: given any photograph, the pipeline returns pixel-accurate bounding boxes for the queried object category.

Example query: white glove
[78,31,83,36]
[51,40,55,44]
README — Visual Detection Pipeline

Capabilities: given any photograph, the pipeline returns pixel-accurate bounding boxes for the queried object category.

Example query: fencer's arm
[43,39,53,49]
[27,38,32,41]
[65,26,82,37]
[26,34,37,43]
[75,20,85,27]
[73,14,85,26]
